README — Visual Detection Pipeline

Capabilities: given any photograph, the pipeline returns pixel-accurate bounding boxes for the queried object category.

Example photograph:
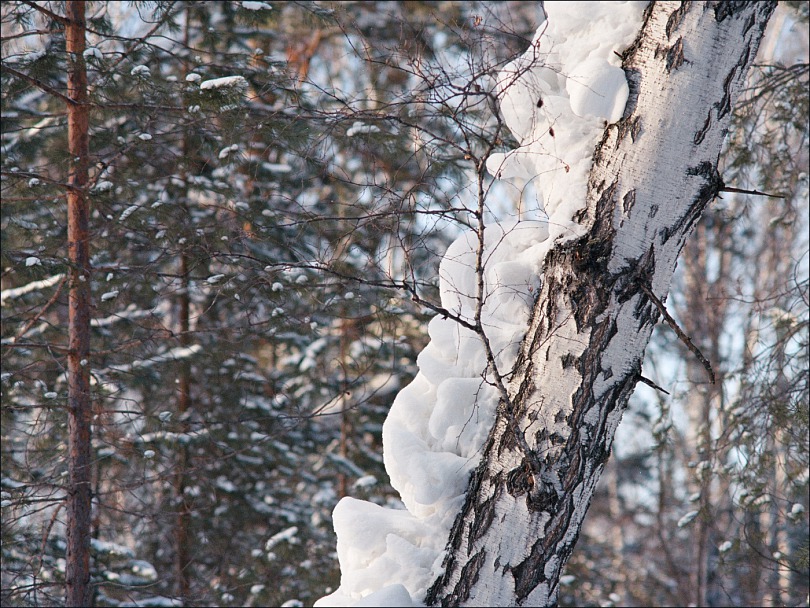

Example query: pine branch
[2,65,77,106]
[19,0,68,25]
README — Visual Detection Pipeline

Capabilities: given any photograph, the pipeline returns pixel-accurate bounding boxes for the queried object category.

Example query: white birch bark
[425,2,776,606]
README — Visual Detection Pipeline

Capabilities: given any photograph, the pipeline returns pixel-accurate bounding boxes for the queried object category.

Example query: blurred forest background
[1,2,807,606]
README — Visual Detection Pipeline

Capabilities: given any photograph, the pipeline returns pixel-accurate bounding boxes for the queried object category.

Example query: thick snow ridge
[316,3,645,606]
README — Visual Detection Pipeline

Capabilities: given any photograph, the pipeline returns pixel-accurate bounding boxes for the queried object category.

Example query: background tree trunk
[426,2,776,606]
[64,1,93,606]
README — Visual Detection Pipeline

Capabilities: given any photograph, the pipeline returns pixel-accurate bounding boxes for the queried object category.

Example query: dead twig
[639,282,715,384]
[637,373,671,395]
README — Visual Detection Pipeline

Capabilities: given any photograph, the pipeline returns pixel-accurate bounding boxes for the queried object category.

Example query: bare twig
[637,374,671,395]
[19,0,69,25]
[639,282,715,384]
[718,185,784,199]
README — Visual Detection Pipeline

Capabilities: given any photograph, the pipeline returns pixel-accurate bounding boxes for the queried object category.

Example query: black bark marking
[441,549,487,607]
[665,2,690,38]
[616,243,656,306]
[630,115,641,141]
[560,353,576,369]
[694,111,712,145]
[562,439,586,489]
[717,63,739,118]
[622,189,636,215]
[742,12,756,35]
[506,461,534,498]
[469,480,502,549]
[649,203,659,218]
[662,162,722,243]
[714,1,757,22]
[510,538,547,603]
[666,37,685,71]
[615,115,641,145]
[718,42,751,119]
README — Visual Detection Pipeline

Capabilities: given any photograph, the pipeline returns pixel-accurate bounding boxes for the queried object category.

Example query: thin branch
[11,274,67,344]
[103,1,181,75]
[718,185,784,199]
[19,0,68,25]
[639,282,715,384]
[2,65,77,106]
[637,373,671,395]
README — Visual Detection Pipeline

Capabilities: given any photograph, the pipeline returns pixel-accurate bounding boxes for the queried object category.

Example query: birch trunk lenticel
[425,2,776,606]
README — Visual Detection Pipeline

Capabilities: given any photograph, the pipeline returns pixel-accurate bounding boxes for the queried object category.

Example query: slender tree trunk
[64,2,92,606]
[426,3,775,605]
[173,14,193,600]
[174,252,192,602]
[338,317,352,499]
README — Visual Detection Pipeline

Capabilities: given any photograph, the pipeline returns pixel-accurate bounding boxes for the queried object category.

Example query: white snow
[347,122,382,137]
[93,180,114,192]
[83,47,103,60]
[130,65,150,77]
[677,510,699,528]
[1,273,63,305]
[317,3,645,606]
[119,205,138,221]
[24,257,41,267]
[263,162,293,173]
[218,144,239,159]
[353,475,377,489]
[241,1,273,10]
[100,290,119,302]
[200,75,249,91]
[107,345,202,374]
[266,526,299,550]
[487,1,644,237]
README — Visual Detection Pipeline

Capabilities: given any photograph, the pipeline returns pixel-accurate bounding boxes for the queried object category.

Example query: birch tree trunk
[64,1,93,606]
[425,2,775,606]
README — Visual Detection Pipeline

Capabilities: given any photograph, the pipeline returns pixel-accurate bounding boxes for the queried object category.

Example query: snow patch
[200,75,249,91]
[241,1,273,10]
[487,1,644,235]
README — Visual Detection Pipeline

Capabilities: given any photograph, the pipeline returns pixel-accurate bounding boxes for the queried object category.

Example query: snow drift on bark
[315,3,645,606]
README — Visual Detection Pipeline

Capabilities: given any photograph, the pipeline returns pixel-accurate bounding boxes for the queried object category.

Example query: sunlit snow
[200,75,249,91]
[317,3,645,606]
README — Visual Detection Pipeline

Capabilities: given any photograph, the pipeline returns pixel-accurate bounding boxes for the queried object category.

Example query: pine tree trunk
[174,252,192,602]
[64,1,93,606]
[425,2,776,606]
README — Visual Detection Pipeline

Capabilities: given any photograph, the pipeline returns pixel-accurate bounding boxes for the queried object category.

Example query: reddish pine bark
[64,1,93,606]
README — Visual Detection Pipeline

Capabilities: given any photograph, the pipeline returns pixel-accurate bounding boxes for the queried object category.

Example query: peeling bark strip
[64,2,93,606]
[425,2,775,606]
